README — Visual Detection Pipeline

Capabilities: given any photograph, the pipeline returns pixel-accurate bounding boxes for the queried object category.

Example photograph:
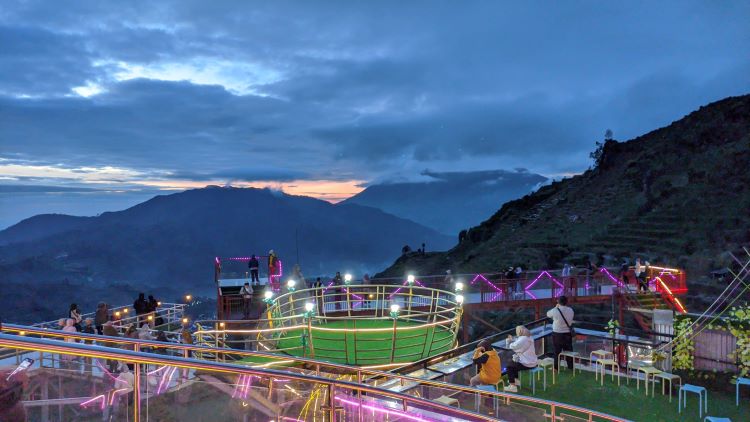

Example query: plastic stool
[737,377,750,406]
[590,349,614,365]
[538,357,554,385]
[595,359,621,386]
[655,372,681,402]
[558,351,581,376]
[637,366,662,396]
[520,367,544,394]
[474,384,499,417]
[679,384,708,418]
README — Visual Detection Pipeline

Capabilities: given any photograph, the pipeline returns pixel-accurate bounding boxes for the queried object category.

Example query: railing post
[327,384,336,422]
[133,344,141,422]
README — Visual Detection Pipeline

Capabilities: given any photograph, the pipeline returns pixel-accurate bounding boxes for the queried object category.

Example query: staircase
[621,290,674,331]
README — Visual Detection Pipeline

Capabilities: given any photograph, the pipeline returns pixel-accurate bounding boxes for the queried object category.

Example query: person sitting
[81,318,95,343]
[504,326,538,392]
[137,322,154,341]
[469,340,502,387]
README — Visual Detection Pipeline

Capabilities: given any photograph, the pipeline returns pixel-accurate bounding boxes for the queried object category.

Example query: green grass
[515,369,746,422]
[270,319,455,365]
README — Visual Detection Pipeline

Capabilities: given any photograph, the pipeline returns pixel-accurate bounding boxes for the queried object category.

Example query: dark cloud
[0,0,748,209]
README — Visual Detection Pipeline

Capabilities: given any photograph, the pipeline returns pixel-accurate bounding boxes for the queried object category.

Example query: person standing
[443,270,453,289]
[547,296,574,370]
[619,260,630,287]
[133,293,148,326]
[504,326,538,392]
[562,264,571,295]
[333,272,343,310]
[240,282,253,319]
[268,250,279,290]
[94,302,109,335]
[69,303,82,331]
[635,258,647,293]
[248,254,260,286]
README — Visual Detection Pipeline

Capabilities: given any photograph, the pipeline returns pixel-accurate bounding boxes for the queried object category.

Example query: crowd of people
[470,295,575,392]
[54,293,193,365]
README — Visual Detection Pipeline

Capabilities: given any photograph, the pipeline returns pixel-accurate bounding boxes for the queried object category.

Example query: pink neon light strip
[524,271,564,291]
[335,397,437,422]
[599,268,625,288]
[80,394,105,408]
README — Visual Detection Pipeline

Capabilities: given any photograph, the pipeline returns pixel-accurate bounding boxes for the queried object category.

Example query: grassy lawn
[273,319,455,365]
[516,368,746,422]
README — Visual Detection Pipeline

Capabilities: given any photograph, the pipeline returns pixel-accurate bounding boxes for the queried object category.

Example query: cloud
[0,0,748,211]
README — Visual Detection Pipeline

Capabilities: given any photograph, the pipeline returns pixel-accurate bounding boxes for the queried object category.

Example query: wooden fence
[692,328,738,372]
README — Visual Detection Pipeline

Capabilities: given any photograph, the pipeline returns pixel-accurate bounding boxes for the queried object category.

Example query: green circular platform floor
[274,319,455,365]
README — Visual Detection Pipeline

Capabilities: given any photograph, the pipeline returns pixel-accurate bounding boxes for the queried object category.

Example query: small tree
[590,129,614,169]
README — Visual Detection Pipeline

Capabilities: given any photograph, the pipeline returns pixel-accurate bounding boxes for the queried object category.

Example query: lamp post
[344,273,353,316]
[389,304,400,363]
[264,290,275,329]
[406,274,415,314]
[303,302,315,358]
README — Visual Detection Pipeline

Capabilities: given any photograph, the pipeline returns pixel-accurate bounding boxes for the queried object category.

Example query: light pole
[344,273,353,317]
[303,302,315,358]
[389,304,400,363]
[264,290,275,328]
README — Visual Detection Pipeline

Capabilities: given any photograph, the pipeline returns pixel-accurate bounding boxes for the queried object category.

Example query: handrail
[0,332,629,422]
[392,317,550,375]
[0,333,485,422]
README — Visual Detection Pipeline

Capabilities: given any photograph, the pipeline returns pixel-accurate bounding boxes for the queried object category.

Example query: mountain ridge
[377,94,750,281]
[342,169,547,234]
[0,186,452,291]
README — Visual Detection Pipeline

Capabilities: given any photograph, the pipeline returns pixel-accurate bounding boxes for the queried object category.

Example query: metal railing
[198,284,462,367]
[0,331,629,421]
[32,303,186,332]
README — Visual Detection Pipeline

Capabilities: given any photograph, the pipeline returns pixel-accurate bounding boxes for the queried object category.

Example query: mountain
[0,214,92,245]
[342,169,547,234]
[378,95,750,284]
[0,187,452,294]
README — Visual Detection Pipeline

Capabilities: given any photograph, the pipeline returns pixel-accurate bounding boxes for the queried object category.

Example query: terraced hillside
[379,95,750,287]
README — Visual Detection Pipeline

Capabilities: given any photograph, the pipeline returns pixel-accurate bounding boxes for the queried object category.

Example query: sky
[1,1,749,228]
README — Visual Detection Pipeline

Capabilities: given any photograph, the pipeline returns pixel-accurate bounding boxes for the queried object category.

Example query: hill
[342,170,547,234]
[378,95,750,281]
[0,187,452,319]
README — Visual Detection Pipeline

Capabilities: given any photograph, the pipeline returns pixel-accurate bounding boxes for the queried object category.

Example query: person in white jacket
[504,325,538,392]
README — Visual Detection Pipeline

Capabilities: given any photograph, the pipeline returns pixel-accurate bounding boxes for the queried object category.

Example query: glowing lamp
[263,290,275,304]
[455,282,464,292]
[19,331,25,336]
[390,303,401,319]
[185,295,192,302]
[344,273,353,284]
[147,315,153,321]
[368,294,374,299]
[305,302,315,312]
[181,317,189,324]
[115,311,121,317]
[123,308,129,314]
[287,279,296,292]
[219,322,225,328]
[157,301,162,306]
[406,274,415,284]
[455,294,464,305]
